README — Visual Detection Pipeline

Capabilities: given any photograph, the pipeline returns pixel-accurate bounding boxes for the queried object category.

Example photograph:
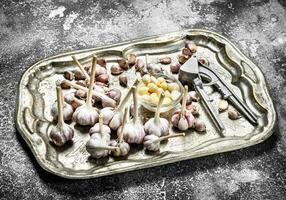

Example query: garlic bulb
[171,86,195,131]
[110,107,130,157]
[86,134,119,159]
[73,56,99,126]
[49,83,74,146]
[100,107,114,125]
[51,100,74,122]
[143,133,185,151]
[109,79,139,130]
[89,113,111,142]
[117,86,145,144]
[144,93,169,137]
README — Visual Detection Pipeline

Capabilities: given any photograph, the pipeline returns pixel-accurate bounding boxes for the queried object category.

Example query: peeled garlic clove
[218,100,228,112]
[188,91,200,102]
[63,71,74,80]
[49,123,74,146]
[100,107,115,125]
[199,58,209,66]
[128,54,136,66]
[106,88,122,103]
[143,135,160,151]
[111,65,123,75]
[159,57,172,65]
[178,54,189,64]
[194,119,206,132]
[51,101,74,121]
[182,47,192,56]
[73,104,99,126]
[119,74,128,87]
[185,41,197,53]
[96,74,109,84]
[170,63,181,74]
[228,110,241,120]
[118,58,128,70]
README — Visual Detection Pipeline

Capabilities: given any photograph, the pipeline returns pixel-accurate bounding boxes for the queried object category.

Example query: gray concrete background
[0,0,286,199]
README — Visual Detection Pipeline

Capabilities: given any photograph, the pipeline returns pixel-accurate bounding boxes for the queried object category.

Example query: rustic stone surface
[0,0,286,199]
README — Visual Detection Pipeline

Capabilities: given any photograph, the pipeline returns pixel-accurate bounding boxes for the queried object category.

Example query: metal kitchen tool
[179,56,258,135]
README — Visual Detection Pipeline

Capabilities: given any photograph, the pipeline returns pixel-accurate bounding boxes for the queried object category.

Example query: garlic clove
[101,95,117,108]
[96,74,109,84]
[75,90,86,99]
[97,57,107,68]
[170,63,181,74]
[118,58,128,70]
[186,102,200,115]
[185,41,197,53]
[128,54,136,66]
[88,65,107,77]
[178,117,189,131]
[111,65,123,75]
[60,80,71,89]
[178,54,189,64]
[106,88,121,103]
[198,57,209,66]
[119,74,128,87]
[109,112,123,130]
[76,80,87,87]
[64,93,75,104]
[171,112,180,128]
[71,98,84,110]
[134,59,145,71]
[218,99,228,112]
[74,70,86,80]
[228,109,241,120]
[158,57,172,65]
[185,110,196,128]
[182,47,192,56]
[100,107,115,125]
[194,119,206,132]
[63,71,74,80]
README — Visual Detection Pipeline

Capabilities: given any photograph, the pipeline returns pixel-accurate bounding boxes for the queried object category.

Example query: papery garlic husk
[218,99,228,112]
[51,101,74,121]
[110,140,130,157]
[100,107,114,125]
[106,88,121,103]
[194,119,206,132]
[49,123,74,146]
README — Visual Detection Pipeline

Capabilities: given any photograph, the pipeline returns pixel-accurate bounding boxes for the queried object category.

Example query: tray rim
[16,28,277,179]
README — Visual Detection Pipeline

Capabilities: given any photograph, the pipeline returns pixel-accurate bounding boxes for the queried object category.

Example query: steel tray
[16,29,276,179]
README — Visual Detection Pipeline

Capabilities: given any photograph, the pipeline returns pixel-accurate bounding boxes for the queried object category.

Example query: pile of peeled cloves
[48,43,210,161]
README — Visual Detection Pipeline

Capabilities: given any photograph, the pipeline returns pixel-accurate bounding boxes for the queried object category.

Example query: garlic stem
[155,132,185,143]
[131,86,138,122]
[119,107,128,143]
[145,54,149,66]
[154,92,165,123]
[181,85,188,117]
[72,56,90,80]
[56,81,65,125]
[116,78,139,112]
[94,146,120,151]
[86,56,97,107]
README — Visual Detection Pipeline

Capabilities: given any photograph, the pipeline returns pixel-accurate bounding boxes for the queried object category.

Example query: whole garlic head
[86,134,113,159]
[144,93,169,137]
[49,123,74,146]
[110,140,130,157]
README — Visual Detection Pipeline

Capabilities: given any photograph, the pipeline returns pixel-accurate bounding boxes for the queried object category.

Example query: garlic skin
[73,56,99,126]
[49,123,74,146]
[144,93,170,137]
[51,101,73,121]
[100,107,114,125]
[49,83,74,146]
[171,86,196,131]
[143,133,185,151]
[118,86,145,144]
